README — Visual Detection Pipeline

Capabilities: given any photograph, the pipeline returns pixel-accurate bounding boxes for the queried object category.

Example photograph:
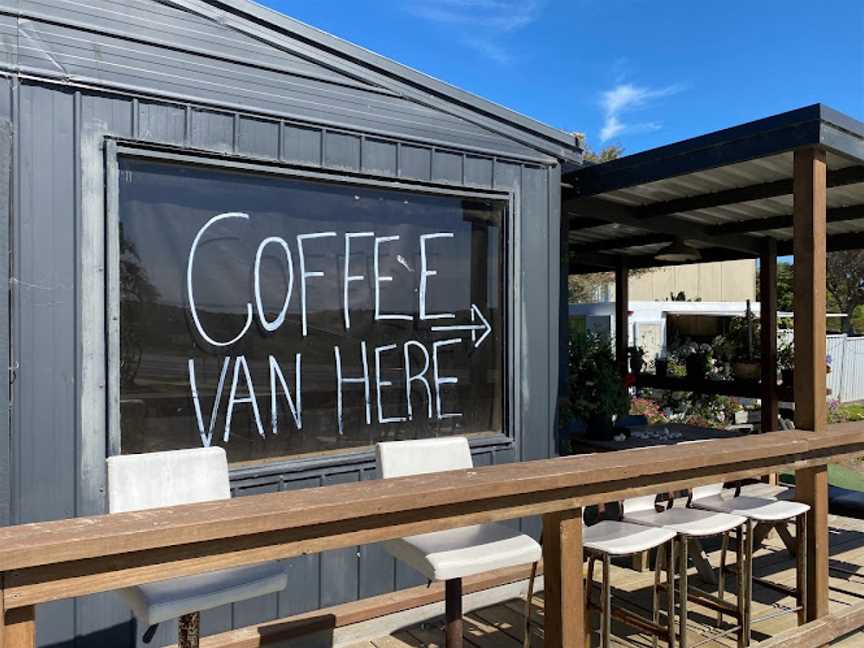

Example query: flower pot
[629,356,645,375]
[685,356,709,379]
[655,358,668,378]
[733,360,760,381]
[781,368,794,386]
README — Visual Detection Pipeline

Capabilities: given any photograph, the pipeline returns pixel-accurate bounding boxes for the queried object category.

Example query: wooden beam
[793,148,828,433]
[711,204,864,236]
[569,215,616,230]
[778,231,864,256]
[760,240,779,433]
[4,427,864,610]
[565,196,762,255]
[615,258,629,377]
[638,165,864,219]
[570,233,673,254]
[798,466,829,624]
[570,246,750,275]
[4,428,864,575]
[542,508,583,648]
[753,599,864,647]
[568,251,618,270]
[792,146,829,628]
[169,563,543,648]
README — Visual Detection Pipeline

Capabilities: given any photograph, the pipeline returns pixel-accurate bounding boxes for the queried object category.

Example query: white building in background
[569,301,860,402]
[592,259,759,303]
[569,300,766,361]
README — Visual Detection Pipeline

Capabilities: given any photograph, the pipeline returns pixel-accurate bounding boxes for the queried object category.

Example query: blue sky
[259,0,863,156]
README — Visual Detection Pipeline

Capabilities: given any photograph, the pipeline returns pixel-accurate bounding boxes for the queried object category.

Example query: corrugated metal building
[0,1,580,645]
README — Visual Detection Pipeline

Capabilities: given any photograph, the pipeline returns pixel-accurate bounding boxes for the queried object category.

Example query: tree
[826,250,864,335]
[574,132,623,164]
[767,261,794,312]
[766,255,864,335]
[569,273,612,303]
[569,135,621,303]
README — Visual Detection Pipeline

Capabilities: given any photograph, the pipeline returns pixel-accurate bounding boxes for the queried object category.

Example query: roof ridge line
[157,0,579,161]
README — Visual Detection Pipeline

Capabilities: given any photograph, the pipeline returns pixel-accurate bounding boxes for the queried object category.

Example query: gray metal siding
[20,0,376,90]
[8,79,562,647]
[5,0,554,161]
[6,8,562,645]
[0,77,11,531]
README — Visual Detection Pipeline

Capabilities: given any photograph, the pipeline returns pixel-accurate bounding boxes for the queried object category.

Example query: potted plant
[654,354,669,377]
[778,338,794,386]
[567,331,630,440]
[717,313,761,381]
[776,341,832,386]
[676,342,713,379]
[628,345,646,374]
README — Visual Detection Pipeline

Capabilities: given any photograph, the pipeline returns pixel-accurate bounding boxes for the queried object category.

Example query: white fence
[827,334,864,403]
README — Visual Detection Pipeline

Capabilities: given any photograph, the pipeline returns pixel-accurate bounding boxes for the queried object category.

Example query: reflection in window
[118,158,506,464]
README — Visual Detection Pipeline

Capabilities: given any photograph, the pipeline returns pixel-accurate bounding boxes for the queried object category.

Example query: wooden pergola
[562,104,864,632]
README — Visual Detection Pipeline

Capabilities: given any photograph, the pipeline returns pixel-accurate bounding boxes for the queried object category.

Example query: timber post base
[1,606,35,648]
[178,611,200,648]
[542,509,584,648]
[445,578,462,648]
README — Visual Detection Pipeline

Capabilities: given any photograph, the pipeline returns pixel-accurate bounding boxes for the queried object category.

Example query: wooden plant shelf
[634,373,794,401]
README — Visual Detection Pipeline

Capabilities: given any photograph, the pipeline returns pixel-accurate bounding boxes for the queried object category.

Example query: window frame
[102,141,517,473]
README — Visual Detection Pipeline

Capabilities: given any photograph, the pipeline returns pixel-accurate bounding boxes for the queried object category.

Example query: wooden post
[0,578,36,648]
[792,147,830,626]
[444,579,463,648]
[542,508,584,648]
[760,239,779,434]
[615,257,629,377]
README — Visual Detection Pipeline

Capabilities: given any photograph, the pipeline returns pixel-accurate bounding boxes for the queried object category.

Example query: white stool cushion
[625,507,746,537]
[584,521,676,556]
[384,523,541,582]
[692,495,810,522]
[119,562,288,626]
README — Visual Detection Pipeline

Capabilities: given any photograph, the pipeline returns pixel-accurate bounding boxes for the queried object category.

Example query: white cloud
[405,0,541,62]
[599,82,683,142]
[463,38,514,64]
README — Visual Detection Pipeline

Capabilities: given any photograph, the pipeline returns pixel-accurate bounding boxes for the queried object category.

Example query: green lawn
[782,462,864,492]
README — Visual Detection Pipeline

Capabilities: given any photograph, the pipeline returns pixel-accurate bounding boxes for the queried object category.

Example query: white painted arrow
[431,304,492,349]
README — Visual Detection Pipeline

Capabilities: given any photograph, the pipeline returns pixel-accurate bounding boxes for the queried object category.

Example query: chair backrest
[691,483,724,501]
[377,437,473,479]
[107,447,230,513]
[622,494,659,516]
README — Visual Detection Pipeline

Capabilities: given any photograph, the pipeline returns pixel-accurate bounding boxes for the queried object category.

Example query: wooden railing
[2,424,864,647]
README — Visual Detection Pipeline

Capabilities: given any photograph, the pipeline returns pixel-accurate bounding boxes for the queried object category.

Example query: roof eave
[172,0,580,161]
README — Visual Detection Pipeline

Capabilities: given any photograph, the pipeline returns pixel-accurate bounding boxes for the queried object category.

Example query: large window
[117,157,507,464]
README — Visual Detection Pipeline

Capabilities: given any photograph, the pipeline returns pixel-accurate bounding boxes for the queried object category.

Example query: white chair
[377,437,542,648]
[623,494,749,648]
[583,505,677,648]
[107,448,288,648]
[690,483,811,634]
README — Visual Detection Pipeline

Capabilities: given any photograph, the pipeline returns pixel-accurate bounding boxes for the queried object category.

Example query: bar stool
[107,448,288,648]
[690,483,810,636]
[583,503,678,648]
[376,437,542,648]
[623,494,749,648]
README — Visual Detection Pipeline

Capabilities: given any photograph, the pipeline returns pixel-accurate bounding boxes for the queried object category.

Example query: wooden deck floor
[349,507,864,647]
